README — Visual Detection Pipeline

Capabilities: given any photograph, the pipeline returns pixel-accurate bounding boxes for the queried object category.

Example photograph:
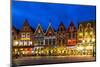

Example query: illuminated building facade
[12,20,96,57]
[34,24,44,46]
[77,21,96,45]
[66,21,77,46]
[12,20,34,57]
[57,22,66,46]
[44,23,56,47]
[77,21,96,56]
[33,24,45,55]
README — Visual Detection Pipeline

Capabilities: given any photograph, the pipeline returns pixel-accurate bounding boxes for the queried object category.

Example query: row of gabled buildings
[12,19,96,56]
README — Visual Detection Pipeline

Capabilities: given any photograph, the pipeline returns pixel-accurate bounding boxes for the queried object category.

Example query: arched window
[87,23,91,29]
[79,24,83,31]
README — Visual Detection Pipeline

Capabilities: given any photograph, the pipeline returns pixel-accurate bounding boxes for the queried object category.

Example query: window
[26,33,30,38]
[49,39,52,45]
[68,33,71,39]
[48,31,52,36]
[53,39,55,45]
[19,41,23,46]
[29,41,32,46]
[24,41,27,46]
[38,29,41,33]
[41,41,43,45]
[71,27,74,31]
[59,40,61,44]
[73,33,76,38]
[14,41,18,46]
[45,39,48,45]
[38,40,40,45]
[62,39,64,44]
[87,23,91,29]
[21,33,25,38]
[79,24,83,31]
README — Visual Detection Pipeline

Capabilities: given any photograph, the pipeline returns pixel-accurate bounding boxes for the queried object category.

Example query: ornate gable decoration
[20,19,33,32]
[67,20,77,32]
[57,22,66,33]
[45,23,55,36]
[34,24,44,35]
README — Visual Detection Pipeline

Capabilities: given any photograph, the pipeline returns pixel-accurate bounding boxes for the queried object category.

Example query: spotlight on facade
[92,38,95,42]
[77,46,84,50]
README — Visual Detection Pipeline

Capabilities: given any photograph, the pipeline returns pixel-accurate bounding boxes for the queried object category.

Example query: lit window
[14,49,18,52]
[85,32,88,36]
[20,48,23,51]
[90,31,93,35]
[21,33,25,38]
[29,41,32,45]
[38,29,41,33]
[45,39,48,45]
[26,33,30,38]
[19,41,23,46]
[14,41,18,46]
[87,23,91,29]
[79,24,83,32]
[24,41,27,46]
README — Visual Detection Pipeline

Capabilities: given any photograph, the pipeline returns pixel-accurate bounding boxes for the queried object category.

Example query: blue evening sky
[12,0,96,31]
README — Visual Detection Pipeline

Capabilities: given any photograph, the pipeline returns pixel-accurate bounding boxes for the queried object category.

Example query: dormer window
[38,29,41,33]
[48,31,52,36]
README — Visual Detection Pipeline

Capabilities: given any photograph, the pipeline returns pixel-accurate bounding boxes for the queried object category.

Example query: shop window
[14,41,18,46]
[24,41,27,46]
[29,41,32,46]
[19,41,23,46]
